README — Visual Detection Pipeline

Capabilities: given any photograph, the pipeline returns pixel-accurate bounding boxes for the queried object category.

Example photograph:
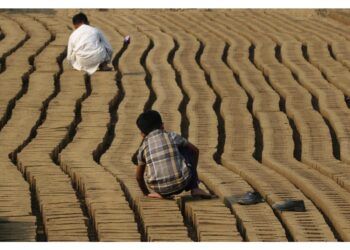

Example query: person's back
[69,24,105,60]
[67,12,113,75]
[135,110,211,199]
[138,129,191,195]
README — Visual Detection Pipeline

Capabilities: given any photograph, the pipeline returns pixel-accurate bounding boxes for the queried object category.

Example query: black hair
[72,12,89,25]
[136,110,163,135]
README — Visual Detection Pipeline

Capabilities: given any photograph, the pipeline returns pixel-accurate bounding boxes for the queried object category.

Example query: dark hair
[72,12,89,25]
[136,110,163,135]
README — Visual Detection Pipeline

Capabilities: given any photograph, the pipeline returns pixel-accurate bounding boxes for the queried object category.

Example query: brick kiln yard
[0,9,350,242]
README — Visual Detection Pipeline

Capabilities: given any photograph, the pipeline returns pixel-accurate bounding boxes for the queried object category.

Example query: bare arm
[185,142,199,166]
[136,164,149,196]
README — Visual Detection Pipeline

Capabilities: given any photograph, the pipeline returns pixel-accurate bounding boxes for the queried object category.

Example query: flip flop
[272,199,306,212]
[237,191,264,205]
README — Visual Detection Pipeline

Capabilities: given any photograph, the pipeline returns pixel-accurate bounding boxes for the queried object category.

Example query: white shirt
[67,24,113,75]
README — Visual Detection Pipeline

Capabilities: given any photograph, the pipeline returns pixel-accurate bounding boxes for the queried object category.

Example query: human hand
[124,35,130,44]
[147,193,162,199]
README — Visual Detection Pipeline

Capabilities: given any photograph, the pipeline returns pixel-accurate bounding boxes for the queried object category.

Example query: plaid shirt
[137,129,191,195]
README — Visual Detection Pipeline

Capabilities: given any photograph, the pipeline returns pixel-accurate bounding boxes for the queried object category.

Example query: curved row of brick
[176,11,336,241]
[98,14,192,242]
[56,14,141,241]
[182,11,336,241]
[218,11,350,241]
[145,12,290,241]
[243,12,350,192]
[1,10,350,241]
[269,11,350,90]
[58,71,140,241]
[0,14,55,241]
[133,14,245,241]
[256,13,350,165]
[15,14,92,241]
[0,14,34,242]
[270,13,350,156]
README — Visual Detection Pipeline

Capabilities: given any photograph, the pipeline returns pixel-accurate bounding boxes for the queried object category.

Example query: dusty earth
[0,9,350,242]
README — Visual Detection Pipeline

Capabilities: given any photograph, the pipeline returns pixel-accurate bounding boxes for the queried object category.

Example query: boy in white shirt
[67,12,113,75]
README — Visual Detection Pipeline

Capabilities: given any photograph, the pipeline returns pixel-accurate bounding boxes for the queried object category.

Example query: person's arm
[136,164,149,196]
[67,34,76,66]
[184,142,199,166]
[172,132,200,166]
[98,29,113,56]
[136,143,149,196]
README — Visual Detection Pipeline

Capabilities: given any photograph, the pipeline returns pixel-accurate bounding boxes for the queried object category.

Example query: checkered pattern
[137,129,191,195]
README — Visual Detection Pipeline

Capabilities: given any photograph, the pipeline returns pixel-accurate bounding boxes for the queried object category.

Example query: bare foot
[191,188,212,199]
[147,193,163,199]
[99,63,113,71]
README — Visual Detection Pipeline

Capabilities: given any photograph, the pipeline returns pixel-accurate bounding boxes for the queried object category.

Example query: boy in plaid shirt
[136,110,211,199]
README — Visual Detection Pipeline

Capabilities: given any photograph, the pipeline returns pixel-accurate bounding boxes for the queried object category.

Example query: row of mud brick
[97,13,244,241]
[98,14,194,242]
[0,13,98,241]
[109,12,290,240]
[1,10,350,241]
[0,9,334,242]
[202,11,350,240]
[51,14,141,241]
[197,11,350,240]
[150,11,339,241]
[230,11,350,240]
[0,13,58,241]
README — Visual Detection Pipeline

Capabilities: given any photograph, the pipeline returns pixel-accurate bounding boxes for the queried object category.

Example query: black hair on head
[72,12,89,25]
[136,110,163,135]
